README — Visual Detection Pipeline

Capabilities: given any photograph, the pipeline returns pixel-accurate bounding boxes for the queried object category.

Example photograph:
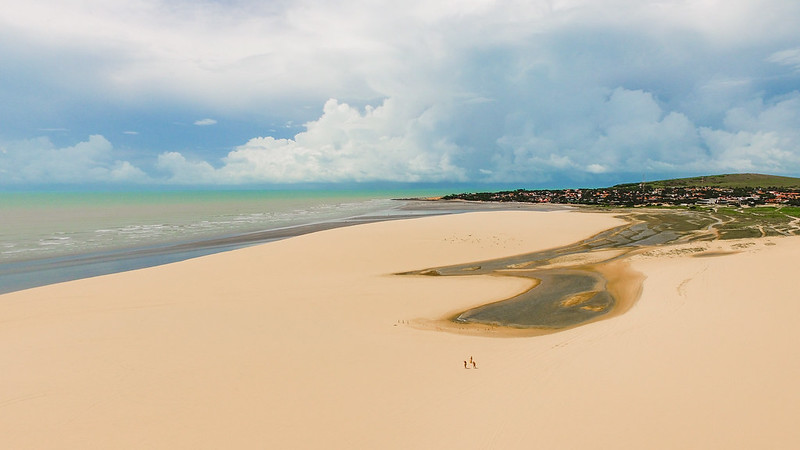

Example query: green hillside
[614,173,800,189]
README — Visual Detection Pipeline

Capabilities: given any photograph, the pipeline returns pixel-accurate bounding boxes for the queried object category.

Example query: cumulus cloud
[153,90,800,185]
[489,88,800,181]
[699,94,800,173]
[1,90,792,185]
[156,151,218,184]
[158,98,466,184]
[2,0,800,185]
[488,88,701,179]
[0,135,148,184]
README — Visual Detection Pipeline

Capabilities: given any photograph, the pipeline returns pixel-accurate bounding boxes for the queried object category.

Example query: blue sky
[1,0,800,188]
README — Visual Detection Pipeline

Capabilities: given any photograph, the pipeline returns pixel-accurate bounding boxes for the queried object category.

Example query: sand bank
[1,210,798,449]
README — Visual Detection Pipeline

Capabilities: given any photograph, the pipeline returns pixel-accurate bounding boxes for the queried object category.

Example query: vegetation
[440,173,800,241]
[613,173,800,190]
[601,206,800,241]
[443,173,800,207]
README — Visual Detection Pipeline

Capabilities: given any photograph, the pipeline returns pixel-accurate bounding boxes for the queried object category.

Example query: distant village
[442,185,800,207]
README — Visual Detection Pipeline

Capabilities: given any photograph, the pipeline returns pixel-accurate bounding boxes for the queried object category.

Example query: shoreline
[0,199,572,295]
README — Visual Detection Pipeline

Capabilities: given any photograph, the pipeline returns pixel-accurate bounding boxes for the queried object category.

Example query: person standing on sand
[464,360,468,369]
[472,360,477,369]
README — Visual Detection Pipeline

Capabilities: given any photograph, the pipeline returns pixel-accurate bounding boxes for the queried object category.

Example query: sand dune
[1,210,798,449]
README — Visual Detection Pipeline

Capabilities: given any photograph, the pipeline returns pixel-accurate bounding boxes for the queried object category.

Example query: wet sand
[410,205,800,335]
[1,209,799,449]
[400,208,681,334]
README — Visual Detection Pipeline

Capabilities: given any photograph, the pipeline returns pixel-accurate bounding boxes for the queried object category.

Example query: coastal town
[443,184,800,207]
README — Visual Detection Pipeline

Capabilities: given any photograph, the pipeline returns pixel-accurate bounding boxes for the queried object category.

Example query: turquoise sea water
[0,189,445,293]
[0,189,437,263]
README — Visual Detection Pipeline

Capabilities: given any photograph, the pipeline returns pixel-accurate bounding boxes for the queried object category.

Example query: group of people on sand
[463,356,478,369]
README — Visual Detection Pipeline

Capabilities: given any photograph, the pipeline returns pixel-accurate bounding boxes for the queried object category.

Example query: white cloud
[0,135,147,184]
[488,88,800,180]
[156,151,218,184]
[6,0,795,111]
[2,1,800,185]
[698,93,800,173]
[148,88,800,185]
[768,47,800,72]
[158,98,467,184]
[152,86,796,184]
[586,164,608,174]
[6,90,800,186]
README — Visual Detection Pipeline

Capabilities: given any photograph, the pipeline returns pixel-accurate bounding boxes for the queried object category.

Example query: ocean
[0,189,447,294]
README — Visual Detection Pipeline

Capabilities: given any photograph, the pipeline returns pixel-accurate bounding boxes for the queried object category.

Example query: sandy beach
[1,209,799,449]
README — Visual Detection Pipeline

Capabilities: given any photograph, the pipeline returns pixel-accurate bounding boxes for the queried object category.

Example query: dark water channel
[399,209,716,330]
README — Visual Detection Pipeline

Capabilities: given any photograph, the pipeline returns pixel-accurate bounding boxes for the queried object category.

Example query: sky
[1,0,800,189]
